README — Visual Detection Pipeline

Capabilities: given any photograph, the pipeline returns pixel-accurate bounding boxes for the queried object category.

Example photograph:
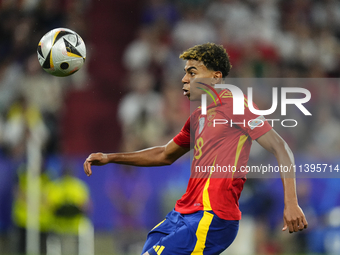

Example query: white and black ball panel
[39,29,56,58]
[60,62,69,70]
[37,28,86,77]
[66,33,77,45]
[37,43,45,66]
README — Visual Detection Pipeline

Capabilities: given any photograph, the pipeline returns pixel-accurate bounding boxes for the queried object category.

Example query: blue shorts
[141,209,239,255]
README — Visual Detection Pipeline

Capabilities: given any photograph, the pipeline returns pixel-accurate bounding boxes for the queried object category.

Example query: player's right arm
[83,139,190,176]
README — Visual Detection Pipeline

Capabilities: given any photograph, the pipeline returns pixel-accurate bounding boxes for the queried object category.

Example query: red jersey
[173,89,272,220]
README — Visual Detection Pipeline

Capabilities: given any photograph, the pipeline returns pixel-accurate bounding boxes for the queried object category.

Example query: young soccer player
[83,43,308,255]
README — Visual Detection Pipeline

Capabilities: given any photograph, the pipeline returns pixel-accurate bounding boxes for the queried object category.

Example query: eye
[190,72,196,76]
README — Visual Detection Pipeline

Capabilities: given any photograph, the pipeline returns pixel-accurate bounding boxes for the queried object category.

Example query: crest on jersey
[199,117,205,134]
[207,109,217,121]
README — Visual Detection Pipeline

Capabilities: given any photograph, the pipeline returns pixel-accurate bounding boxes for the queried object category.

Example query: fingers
[283,216,308,233]
[283,205,308,234]
[83,152,108,176]
[296,216,308,231]
[83,160,92,176]
[293,218,299,232]
[302,216,308,229]
[83,155,93,177]
[282,219,295,233]
[282,220,287,231]
[85,161,92,176]
[297,217,305,231]
[287,220,294,233]
[83,152,109,176]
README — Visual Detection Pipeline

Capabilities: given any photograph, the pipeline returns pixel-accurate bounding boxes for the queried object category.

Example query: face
[182,60,221,101]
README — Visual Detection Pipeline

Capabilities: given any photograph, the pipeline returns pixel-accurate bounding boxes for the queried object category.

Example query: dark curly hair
[179,42,231,77]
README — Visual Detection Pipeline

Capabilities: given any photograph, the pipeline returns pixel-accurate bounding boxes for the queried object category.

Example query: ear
[212,71,223,84]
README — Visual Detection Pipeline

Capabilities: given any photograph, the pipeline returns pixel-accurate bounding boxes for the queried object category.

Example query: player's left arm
[256,129,308,233]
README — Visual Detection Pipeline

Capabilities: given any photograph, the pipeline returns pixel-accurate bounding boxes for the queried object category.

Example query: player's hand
[282,204,308,233]
[83,153,109,176]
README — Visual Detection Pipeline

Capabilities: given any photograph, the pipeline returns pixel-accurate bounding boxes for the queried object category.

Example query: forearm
[273,141,298,205]
[106,146,172,167]
[84,140,189,176]
[257,130,307,232]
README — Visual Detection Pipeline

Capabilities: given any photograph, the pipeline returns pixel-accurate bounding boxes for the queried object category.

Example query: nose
[182,73,189,84]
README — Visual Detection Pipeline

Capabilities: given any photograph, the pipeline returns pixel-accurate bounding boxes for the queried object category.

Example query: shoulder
[220,89,234,99]
[217,90,235,110]
[219,89,235,105]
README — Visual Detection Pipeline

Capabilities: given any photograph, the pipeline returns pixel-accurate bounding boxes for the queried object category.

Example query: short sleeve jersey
[173,89,272,220]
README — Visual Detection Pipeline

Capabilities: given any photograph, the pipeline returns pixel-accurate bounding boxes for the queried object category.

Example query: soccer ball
[37,28,86,77]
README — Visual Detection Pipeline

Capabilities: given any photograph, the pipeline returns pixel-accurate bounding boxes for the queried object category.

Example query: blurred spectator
[2,95,49,159]
[124,27,155,71]
[20,54,65,154]
[206,0,255,44]
[47,166,90,234]
[118,71,165,151]
[123,25,171,87]
[310,104,340,159]
[315,28,340,73]
[311,0,340,32]
[0,60,24,114]
[11,164,52,255]
[172,6,217,50]
[46,165,90,255]
[161,80,190,142]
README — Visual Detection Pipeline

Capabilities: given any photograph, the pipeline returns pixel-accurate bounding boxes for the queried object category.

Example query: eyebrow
[184,66,197,72]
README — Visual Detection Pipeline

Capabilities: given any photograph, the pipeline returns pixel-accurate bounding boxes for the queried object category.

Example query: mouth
[183,88,190,97]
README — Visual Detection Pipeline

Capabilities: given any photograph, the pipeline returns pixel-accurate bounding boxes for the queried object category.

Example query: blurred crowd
[119,0,340,254]
[120,0,340,159]
[1,0,340,254]
[11,162,90,255]
[0,0,89,158]
[1,0,340,159]
[0,1,92,254]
